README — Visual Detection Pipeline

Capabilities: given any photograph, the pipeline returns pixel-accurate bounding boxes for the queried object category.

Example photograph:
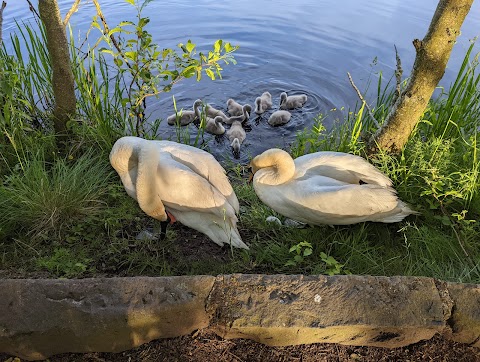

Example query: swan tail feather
[378,202,419,223]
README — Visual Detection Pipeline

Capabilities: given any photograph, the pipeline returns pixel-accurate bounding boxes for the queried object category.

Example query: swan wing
[257,177,403,225]
[294,152,392,187]
[153,140,240,213]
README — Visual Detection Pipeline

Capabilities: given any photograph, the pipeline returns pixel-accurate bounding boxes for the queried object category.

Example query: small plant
[37,248,92,278]
[285,241,313,266]
[320,252,350,276]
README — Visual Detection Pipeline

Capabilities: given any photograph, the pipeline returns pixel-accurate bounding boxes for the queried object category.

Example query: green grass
[0,22,479,282]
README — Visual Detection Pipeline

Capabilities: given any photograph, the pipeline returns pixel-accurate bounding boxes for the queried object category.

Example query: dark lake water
[3,0,480,162]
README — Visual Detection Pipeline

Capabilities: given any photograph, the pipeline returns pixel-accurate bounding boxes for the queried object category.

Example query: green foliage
[285,241,313,266]
[0,150,111,241]
[319,252,350,276]
[37,247,92,278]
[91,0,238,137]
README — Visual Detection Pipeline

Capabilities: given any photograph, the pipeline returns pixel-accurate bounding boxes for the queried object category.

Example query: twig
[392,44,403,104]
[91,0,124,60]
[347,72,380,128]
[25,0,40,18]
[0,1,6,44]
[63,0,81,27]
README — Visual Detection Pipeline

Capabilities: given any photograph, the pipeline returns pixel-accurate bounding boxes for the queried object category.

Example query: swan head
[250,148,295,185]
[280,92,287,104]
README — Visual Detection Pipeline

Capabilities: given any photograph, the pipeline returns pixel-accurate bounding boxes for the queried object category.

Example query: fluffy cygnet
[279,92,307,110]
[254,92,273,114]
[268,110,292,126]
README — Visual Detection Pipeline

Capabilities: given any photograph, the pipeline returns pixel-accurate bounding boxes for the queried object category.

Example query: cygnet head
[231,137,241,155]
[280,92,287,104]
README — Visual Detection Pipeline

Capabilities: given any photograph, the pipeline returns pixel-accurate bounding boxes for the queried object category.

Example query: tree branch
[392,44,403,104]
[347,72,380,128]
[63,0,81,27]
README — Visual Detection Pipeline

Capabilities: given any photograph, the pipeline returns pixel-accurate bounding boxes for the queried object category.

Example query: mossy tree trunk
[367,0,474,154]
[38,0,76,140]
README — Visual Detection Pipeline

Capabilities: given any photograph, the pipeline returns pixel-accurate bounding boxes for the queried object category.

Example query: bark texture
[0,2,6,45]
[38,0,76,137]
[367,0,474,154]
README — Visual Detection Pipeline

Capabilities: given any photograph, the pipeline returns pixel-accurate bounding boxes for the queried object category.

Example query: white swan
[250,148,417,225]
[110,136,248,249]
[254,92,273,114]
[227,120,246,154]
[227,99,252,117]
[268,110,291,126]
[279,92,307,110]
[195,99,228,122]
[167,110,197,126]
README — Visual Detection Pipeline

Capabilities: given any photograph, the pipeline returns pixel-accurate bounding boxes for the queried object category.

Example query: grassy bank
[0,20,478,282]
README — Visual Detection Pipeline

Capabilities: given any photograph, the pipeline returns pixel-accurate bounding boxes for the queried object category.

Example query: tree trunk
[0,2,6,45]
[38,0,76,139]
[367,0,474,154]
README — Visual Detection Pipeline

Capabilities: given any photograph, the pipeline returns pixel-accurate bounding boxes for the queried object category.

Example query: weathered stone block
[446,282,480,347]
[207,274,445,348]
[0,276,215,360]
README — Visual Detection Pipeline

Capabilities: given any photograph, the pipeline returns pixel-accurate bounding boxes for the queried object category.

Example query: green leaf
[303,248,312,257]
[205,68,215,80]
[294,255,303,263]
[182,66,196,78]
[186,41,195,54]
[138,17,150,28]
[99,48,114,56]
[114,58,123,67]
[214,39,222,53]
[224,42,233,52]
[125,51,137,60]
[118,21,135,26]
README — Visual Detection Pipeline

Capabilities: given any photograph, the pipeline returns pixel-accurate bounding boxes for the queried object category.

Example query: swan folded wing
[295,152,392,187]
[283,180,402,220]
[155,141,240,212]
[156,152,238,220]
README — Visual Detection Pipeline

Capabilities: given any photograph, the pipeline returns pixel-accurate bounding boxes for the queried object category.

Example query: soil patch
[3,331,478,362]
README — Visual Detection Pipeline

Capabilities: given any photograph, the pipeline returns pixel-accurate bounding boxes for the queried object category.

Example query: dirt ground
[3,330,479,362]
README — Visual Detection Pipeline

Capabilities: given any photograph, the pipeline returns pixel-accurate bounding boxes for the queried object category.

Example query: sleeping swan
[110,136,248,249]
[250,148,417,225]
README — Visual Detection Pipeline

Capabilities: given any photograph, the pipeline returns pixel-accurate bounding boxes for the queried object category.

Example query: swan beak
[159,212,176,241]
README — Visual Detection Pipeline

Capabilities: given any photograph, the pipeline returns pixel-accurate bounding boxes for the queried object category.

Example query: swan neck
[253,151,295,185]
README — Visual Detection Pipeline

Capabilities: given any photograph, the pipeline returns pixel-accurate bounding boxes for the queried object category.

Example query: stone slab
[208,274,446,348]
[0,276,215,360]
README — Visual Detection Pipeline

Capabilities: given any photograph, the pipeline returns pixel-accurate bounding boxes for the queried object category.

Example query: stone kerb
[0,275,479,360]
